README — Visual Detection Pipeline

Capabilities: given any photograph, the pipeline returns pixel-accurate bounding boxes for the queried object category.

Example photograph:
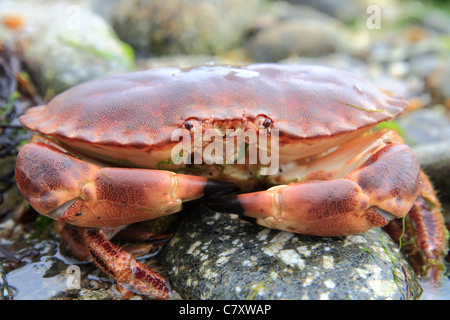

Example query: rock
[398,107,450,201]
[282,0,363,22]
[427,61,450,108]
[0,264,13,300]
[247,20,342,62]
[0,0,134,96]
[247,3,344,62]
[91,0,262,56]
[418,8,450,34]
[160,203,422,300]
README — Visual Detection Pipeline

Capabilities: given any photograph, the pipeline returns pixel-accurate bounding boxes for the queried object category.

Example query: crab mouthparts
[372,207,398,222]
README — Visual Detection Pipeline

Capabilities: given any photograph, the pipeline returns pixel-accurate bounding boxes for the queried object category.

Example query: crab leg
[208,143,422,236]
[56,222,169,299]
[384,171,448,283]
[16,141,234,228]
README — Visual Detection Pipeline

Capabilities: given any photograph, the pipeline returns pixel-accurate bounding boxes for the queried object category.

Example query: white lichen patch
[370,244,392,262]
[216,256,229,266]
[262,231,295,256]
[212,212,223,220]
[218,235,231,242]
[368,279,397,298]
[203,269,219,280]
[242,256,258,267]
[343,235,368,247]
[322,255,334,269]
[187,240,202,255]
[303,271,320,287]
[278,249,305,270]
[352,267,371,280]
[219,248,237,257]
[256,228,271,241]
[319,292,330,300]
[297,246,311,257]
[324,279,336,289]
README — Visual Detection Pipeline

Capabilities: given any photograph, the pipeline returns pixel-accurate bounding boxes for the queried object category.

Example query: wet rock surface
[160,203,422,300]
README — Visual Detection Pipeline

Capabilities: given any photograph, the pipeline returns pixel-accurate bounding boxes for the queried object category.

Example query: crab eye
[184,120,194,131]
[262,118,272,128]
[255,115,273,130]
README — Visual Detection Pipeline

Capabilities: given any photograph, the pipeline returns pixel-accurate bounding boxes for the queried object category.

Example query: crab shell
[19,64,408,168]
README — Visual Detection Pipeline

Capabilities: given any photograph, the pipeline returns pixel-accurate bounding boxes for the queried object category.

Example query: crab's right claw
[208,144,422,236]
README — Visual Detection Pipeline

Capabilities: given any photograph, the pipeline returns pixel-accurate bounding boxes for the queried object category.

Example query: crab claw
[15,141,236,228]
[208,143,421,236]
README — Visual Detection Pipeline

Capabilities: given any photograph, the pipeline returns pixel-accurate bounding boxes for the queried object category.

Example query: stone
[247,19,342,62]
[91,0,262,56]
[159,203,422,300]
[427,61,450,108]
[398,107,450,201]
[0,0,134,96]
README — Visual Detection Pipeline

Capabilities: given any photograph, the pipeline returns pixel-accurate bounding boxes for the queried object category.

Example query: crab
[15,64,448,299]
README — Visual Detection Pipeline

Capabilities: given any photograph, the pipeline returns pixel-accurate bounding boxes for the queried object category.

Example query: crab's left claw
[15,141,237,228]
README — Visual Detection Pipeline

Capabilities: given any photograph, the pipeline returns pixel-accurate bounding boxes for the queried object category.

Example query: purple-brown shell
[20,64,409,150]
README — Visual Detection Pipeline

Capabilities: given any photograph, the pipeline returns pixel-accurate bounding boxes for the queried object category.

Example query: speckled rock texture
[0,264,13,300]
[159,203,422,300]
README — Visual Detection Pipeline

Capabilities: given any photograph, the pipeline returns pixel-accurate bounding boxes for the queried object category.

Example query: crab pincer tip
[203,179,239,196]
[206,195,245,215]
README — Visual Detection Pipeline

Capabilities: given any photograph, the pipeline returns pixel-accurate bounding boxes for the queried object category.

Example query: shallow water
[420,276,450,300]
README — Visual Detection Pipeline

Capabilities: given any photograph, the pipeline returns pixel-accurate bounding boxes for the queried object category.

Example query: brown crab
[15,64,447,299]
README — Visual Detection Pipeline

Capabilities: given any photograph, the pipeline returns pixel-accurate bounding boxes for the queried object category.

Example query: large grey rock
[247,3,344,62]
[0,0,134,96]
[160,203,422,300]
[398,107,450,201]
[92,0,262,56]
